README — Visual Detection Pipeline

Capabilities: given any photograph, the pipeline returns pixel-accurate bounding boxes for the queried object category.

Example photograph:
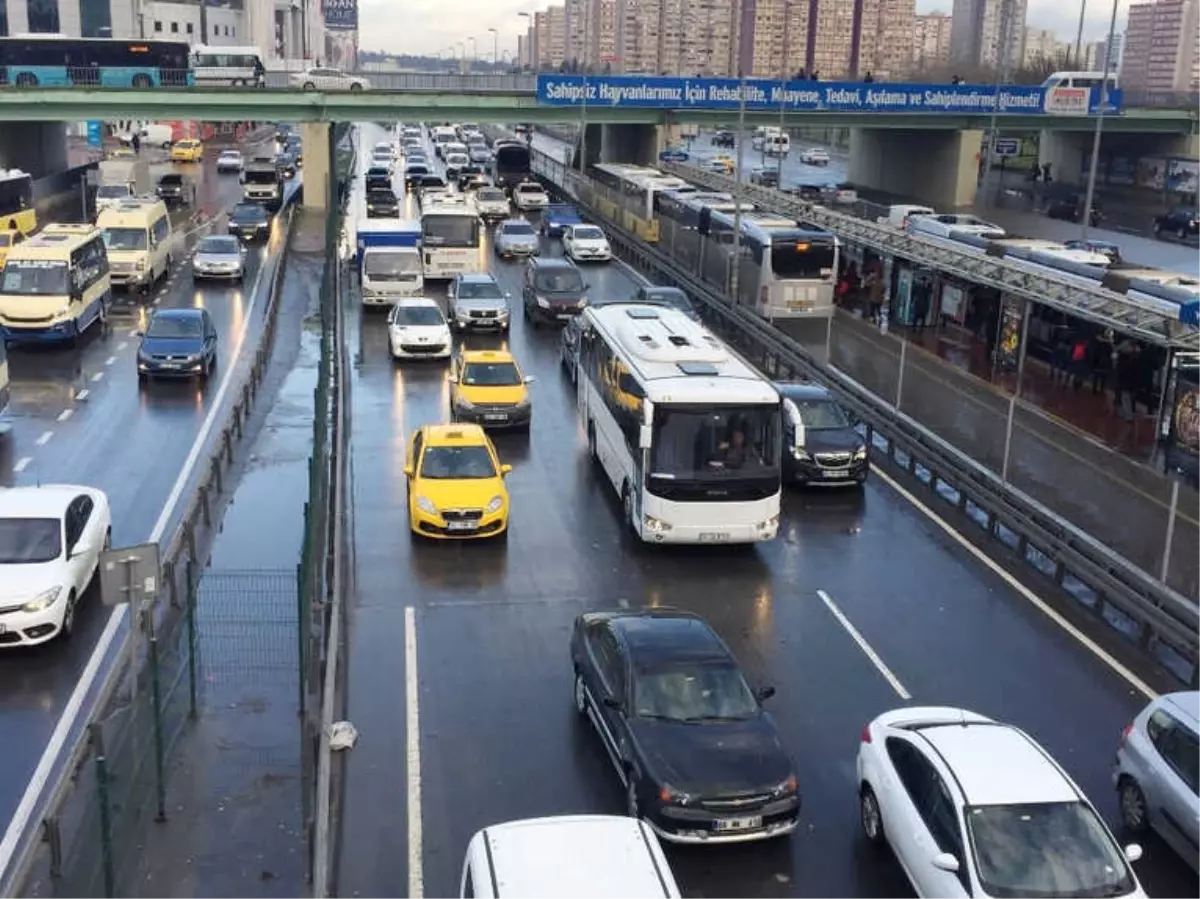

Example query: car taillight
[860,725,872,744]
[1120,721,1133,744]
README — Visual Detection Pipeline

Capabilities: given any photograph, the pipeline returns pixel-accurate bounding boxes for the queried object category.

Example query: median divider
[530,150,1199,690]
[0,190,301,898]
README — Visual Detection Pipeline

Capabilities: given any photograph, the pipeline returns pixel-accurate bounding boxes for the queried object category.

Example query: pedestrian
[863,71,875,83]
[866,266,884,323]
[131,131,141,155]
[1089,328,1114,395]
[1114,339,1138,418]
[912,280,931,332]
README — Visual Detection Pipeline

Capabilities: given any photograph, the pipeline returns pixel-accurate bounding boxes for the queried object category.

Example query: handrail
[531,148,1199,686]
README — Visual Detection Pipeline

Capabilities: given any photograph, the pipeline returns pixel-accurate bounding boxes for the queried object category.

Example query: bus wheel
[132,74,152,88]
[587,422,597,462]
[621,483,637,536]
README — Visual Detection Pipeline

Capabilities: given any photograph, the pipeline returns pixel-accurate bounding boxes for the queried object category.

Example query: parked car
[289,66,369,91]
[1153,207,1198,241]
[136,308,219,382]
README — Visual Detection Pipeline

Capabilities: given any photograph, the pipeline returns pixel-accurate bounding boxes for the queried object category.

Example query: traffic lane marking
[406,606,423,899]
[817,590,911,700]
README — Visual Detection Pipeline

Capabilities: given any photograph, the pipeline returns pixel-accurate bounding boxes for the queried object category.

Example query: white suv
[857,707,1144,898]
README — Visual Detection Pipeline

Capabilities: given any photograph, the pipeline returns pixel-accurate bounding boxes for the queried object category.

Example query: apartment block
[950,0,1027,71]
[912,11,953,72]
[1121,0,1199,93]
[871,0,915,78]
[1023,26,1066,66]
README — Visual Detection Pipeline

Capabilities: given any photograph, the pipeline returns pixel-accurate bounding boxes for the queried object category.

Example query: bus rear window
[771,240,835,279]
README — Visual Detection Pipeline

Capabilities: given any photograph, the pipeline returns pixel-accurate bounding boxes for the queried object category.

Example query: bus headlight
[643,515,672,532]
[758,515,779,531]
[135,260,146,271]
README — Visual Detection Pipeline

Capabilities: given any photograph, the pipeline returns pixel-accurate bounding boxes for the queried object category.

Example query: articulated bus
[573,302,782,545]
[421,197,484,280]
[0,170,36,236]
[0,36,193,88]
[588,163,696,242]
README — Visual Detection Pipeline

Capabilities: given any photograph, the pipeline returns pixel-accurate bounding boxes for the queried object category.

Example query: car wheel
[573,671,587,715]
[860,786,885,844]
[303,82,316,90]
[625,777,639,819]
[587,422,597,462]
[1118,778,1149,833]
[60,590,78,639]
[350,83,363,92]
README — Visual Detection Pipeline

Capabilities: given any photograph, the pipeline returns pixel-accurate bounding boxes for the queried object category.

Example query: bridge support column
[1039,130,1200,186]
[301,122,331,211]
[596,123,665,166]
[848,128,983,209]
[0,122,68,179]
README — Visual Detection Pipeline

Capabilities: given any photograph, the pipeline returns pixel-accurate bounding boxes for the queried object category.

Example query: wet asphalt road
[0,142,289,826]
[336,124,1198,899]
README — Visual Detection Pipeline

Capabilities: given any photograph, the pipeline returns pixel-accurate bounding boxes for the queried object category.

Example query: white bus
[190,45,266,87]
[420,197,483,280]
[590,163,696,224]
[574,303,782,545]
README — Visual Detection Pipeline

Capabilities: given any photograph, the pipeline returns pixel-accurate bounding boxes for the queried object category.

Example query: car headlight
[793,448,811,461]
[771,774,799,797]
[454,396,476,410]
[186,353,203,363]
[536,295,550,309]
[577,297,588,308]
[657,783,692,805]
[853,446,868,460]
[485,496,504,514]
[135,260,146,271]
[416,495,437,515]
[22,585,62,613]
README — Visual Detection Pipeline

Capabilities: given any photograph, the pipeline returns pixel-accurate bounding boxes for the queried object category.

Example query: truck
[242,157,282,210]
[356,219,423,306]
[541,203,582,239]
[491,141,532,194]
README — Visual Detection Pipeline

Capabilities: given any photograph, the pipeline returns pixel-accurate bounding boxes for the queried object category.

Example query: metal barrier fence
[0,200,300,898]
[532,150,1200,689]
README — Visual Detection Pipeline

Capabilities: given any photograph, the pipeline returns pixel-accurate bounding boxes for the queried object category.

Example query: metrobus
[573,302,782,544]
[420,197,484,280]
[0,36,192,88]
[0,170,36,236]
[657,189,751,272]
[588,163,695,240]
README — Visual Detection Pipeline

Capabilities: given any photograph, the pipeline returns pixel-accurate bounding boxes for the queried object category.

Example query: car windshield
[501,222,535,236]
[456,279,503,299]
[966,802,1134,899]
[220,151,240,159]
[633,663,759,722]
[146,315,203,339]
[516,184,544,195]
[103,227,148,250]
[97,185,129,198]
[198,236,239,255]
[0,261,69,296]
[478,189,505,202]
[366,253,420,278]
[367,190,396,203]
[391,304,443,325]
[232,205,267,223]
[535,270,583,293]
[650,405,780,481]
[419,445,496,479]
[160,175,183,185]
[0,518,62,564]
[462,361,521,386]
[406,166,428,175]
[788,397,849,429]
[573,226,604,240]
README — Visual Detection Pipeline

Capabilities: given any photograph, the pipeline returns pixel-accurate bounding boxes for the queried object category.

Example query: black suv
[775,381,868,486]
[1153,207,1198,241]
[522,257,588,327]
[365,187,400,218]
[228,202,271,242]
[712,130,735,147]
[155,173,190,207]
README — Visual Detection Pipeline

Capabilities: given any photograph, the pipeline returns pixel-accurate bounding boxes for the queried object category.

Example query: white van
[190,45,267,88]
[460,816,681,898]
[96,198,174,293]
[764,132,790,157]
[877,204,935,228]
[119,123,174,149]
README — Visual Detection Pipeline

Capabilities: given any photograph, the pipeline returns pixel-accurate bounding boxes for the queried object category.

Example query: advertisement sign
[894,266,914,324]
[939,283,965,323]
[86,121,103,148]
[322,0,357,31]
[997,299,1023,370]
[1136,157,1166,191]
[536,75,1122,115]
[1166,158,1198,195]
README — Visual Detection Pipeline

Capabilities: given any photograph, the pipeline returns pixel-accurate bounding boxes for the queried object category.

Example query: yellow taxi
[710,154,735,174]
[404,424,512,539]
[170,139,204,163]
[448,348,533,430]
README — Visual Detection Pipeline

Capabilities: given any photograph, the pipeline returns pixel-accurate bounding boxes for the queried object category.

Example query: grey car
[1114,690,1198,871]
[493,219,540,258]
[191,235,246,281]
[468,145,491,164]
[447,272,511,332]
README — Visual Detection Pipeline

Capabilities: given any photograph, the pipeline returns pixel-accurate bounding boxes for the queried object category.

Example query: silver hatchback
[1114,690,1198,871]
[493,218,540,259]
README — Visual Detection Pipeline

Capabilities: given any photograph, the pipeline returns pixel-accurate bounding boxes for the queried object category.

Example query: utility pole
[1080,0,1120,241]
[978,0,1013,207]
[730,70,747,308]
[488,27,499,67]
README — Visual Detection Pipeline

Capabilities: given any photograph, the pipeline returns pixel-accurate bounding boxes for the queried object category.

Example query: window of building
[213,23,219,36]
[27,0,61,33]
[154,19,163,31]
[186,21,193,33]
[80,0,113,37]
[223,25,229,35]
[0,0,7,36]
[170,21,178,32]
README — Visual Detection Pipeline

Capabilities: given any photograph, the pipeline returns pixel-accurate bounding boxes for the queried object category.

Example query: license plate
[484,414,507,422]
[787,300,814,310]
[446,520,478,531]
[699,532,730,542]
[557,314,574,321]
[824,469,851,478]
[160,363,180,369]
[714,815,761,832]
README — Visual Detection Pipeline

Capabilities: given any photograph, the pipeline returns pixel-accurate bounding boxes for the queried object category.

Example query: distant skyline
[359,0,1130,58]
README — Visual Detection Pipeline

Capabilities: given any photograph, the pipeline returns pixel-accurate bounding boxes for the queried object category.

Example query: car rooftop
[423,423,488,446]
[914,722,1079,807]
[0,485,95,518]
[151,308,205,320]
[456,272,499,283]
[530,257,576,270]
[461,349,515,362]
[394,296,439,307]
[603,610,730,666]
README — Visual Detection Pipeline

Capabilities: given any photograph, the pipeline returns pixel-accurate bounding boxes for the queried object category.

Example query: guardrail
[531,149,1200,689]
[0,192,301,898]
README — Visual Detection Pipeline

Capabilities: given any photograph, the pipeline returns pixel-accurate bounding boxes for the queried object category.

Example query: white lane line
[35,431,53,447]
[406,605,423,899]
[817,589,911,700]
[56,409,73,423]
[104,355,116,366]
[13,457,32,473]
[117,341,128,351]
[91,372,105,383]
[0,242,277,878]
[75,389,90,401]
[870,466,1158,700]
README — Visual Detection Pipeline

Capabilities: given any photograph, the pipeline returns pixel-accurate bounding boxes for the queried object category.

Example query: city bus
[0,36,193,88]
[573,302,782,544]
[0,170,36,236]
[0,223,110,344]
[588,163,695,241]
[420,197,483,280]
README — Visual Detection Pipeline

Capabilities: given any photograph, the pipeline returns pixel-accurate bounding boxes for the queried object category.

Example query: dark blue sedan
[136,308,218,382]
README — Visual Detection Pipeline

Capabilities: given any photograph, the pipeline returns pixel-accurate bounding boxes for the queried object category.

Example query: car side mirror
[524,375,535,384]
[1124,844,1143,863]
[756,685,776,702]
[500,464,513,476]
[504,291,511,299]
[403,465,413,478]
[602,695,622,710]
[931,853,960,873]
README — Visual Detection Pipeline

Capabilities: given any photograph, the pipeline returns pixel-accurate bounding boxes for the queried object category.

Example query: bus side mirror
[639,424,652,449]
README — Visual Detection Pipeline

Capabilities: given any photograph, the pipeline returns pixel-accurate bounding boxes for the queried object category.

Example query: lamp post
[978,0,1014,207]
[518,11,531,69]
[1071,0,1088,67]
[467,37,477,72]
[730,69,747,310]
[488,27,499,66]
[1080,0,1119,241]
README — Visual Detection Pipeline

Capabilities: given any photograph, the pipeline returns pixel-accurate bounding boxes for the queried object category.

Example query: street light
[518,12,532,69]
[488,27,499,66]
[1080,0,1120,241]
[468,36,477,69]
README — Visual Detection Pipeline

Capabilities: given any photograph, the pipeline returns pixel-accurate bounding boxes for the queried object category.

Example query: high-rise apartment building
[1121,0,1199,93]
[912,11,953,72]
[1023,26,1066,66]
[871,0,914,78]
[590,0,619,68]
[616,0,661,71]
[950,0,1027,71]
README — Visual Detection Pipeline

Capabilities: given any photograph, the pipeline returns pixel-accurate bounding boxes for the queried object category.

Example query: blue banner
[322,0,357,31]
[536,75,1122,116]
[86,121,103,148]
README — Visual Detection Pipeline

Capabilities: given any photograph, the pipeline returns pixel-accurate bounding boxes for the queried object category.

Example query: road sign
[86,121,103,149]
[992,138,1021,157]
[99,542,161,608]
[659,148,689,163]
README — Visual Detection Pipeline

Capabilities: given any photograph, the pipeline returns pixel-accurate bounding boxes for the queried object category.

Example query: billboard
[322,0,357,31]
[536,75,1123,116]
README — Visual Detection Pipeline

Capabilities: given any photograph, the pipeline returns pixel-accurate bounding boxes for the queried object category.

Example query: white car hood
[572,238,609,250]
[390,323,449,340]
[0,562,62,603]
[518,192,548,203]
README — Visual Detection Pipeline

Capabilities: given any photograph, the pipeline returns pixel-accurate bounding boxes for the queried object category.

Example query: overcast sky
[357,0,1128,58]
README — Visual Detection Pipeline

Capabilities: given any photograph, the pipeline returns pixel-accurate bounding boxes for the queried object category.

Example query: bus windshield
[771,238,836,279]
[0,175,33,217]
[650,405,780,483]
[423,215,479,248]
[1,261,70,296]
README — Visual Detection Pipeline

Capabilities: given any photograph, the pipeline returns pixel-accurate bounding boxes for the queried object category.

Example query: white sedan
[513,182,549,211]
[0,485,112,646]
[289,66,370,91]
[857,707,1144,899]
[216,149,244,173]
[562,224,612,262]
[388,297,452,360]
[800,148,830,165]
